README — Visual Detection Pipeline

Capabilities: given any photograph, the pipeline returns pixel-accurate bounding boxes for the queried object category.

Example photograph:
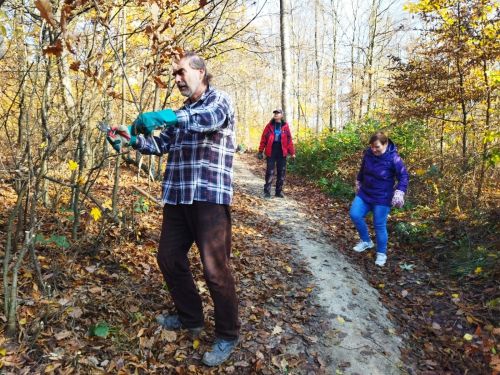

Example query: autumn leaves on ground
[0,153,498,374]
[0,156,326,374]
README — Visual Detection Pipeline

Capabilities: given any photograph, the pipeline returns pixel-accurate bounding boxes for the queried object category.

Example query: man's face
[273,112,283,121]
[172,57,205,98]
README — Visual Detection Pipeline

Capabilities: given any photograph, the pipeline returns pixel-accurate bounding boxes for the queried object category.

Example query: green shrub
[290,118,430,203]
[393,221,429,243]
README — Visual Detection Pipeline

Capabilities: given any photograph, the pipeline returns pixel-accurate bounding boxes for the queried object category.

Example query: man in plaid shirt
[106,52,239,366]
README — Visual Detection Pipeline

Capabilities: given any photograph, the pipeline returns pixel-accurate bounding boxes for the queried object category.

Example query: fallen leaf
[55,330,72,340]
[89,286,101,294]
[234,361,250,367]
[271,325,282,335]
[463,333,473,341]
[68,307,83,319]
[161,330,177,342]
[90,207,101,221]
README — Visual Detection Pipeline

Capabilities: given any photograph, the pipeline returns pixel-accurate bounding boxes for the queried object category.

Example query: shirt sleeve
[175,92,231,134]
[133,126,175,155]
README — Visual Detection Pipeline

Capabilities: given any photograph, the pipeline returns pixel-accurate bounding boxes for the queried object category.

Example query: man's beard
[178,84,192,97]
[177,81,200,98]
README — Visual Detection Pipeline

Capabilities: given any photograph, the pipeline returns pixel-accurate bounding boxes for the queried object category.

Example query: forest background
[0,0,498,373]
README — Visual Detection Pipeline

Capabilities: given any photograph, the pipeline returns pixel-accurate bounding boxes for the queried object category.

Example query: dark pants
[264,142,287,195]
[157,201,239,340]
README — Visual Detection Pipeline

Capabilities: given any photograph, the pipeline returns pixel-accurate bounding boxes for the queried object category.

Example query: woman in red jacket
[257,109,296,198]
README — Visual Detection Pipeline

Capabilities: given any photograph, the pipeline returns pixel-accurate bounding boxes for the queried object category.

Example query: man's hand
[391,190,405,208]
[257,152,264,160]
[106,125,136,152]
[355,180,361,194]
[132,109,178,136]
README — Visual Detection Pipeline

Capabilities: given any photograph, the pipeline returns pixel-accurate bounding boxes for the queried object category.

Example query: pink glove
[391,190,405,208]
[355,180,361,194]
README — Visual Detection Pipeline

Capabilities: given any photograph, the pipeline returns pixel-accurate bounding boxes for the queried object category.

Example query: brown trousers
[157,201,239,340]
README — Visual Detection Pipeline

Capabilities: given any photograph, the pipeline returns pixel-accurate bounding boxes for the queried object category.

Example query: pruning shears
[97,121,161,155]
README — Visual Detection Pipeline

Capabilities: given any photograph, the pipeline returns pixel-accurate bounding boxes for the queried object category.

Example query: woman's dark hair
[369,132,388,145]
[183,51,213,85]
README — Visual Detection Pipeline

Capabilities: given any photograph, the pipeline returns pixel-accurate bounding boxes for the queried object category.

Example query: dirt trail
[234,156,407,375]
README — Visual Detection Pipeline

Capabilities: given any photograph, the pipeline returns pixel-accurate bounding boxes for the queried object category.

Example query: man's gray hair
[183,51,213,85]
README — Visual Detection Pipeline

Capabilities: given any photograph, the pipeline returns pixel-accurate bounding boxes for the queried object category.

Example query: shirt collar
[184,85,212,106]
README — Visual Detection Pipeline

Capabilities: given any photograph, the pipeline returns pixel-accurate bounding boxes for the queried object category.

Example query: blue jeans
[349,195,391,254]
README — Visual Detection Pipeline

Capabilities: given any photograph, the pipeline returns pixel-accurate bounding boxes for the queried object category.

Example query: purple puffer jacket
[357,140,409,206]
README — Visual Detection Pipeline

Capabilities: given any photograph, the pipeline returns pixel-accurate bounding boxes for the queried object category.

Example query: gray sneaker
[156,314,203,337]
[353,240,374,253]
[202,338,238,366]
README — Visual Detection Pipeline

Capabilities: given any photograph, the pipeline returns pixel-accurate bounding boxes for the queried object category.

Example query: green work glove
[132,109,178,137]
[106,125,136,152]
[257,152,264,160]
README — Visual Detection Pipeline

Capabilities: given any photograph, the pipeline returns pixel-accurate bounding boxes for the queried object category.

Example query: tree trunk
[6,231,33,337]
[112,4,127,216]
[314,0,321,134]
[329,0,339,132]
[279,0,292,126]
[349,0,359,121]
[365,0,380,115]
[475,57,492,203]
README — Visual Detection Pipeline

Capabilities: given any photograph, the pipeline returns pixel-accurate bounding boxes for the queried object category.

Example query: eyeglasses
[273,111,282,114]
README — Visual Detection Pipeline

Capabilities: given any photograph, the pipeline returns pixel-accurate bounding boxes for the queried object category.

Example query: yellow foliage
[68,160,78,171]
[90,207,102,221]
[192,339,200,349]
[103,199,113,210]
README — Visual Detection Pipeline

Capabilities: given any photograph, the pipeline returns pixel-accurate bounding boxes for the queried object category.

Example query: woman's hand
[391,190,405,208]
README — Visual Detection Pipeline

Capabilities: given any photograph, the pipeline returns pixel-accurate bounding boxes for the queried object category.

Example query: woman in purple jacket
[350,132,409,266]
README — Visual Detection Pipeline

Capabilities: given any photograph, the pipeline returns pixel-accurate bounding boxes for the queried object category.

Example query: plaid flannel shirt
[133,86,235,205]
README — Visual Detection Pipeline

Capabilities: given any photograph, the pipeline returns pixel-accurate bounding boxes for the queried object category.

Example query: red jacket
[258,121,295,158]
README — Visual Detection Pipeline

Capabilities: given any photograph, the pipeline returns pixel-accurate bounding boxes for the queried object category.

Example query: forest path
[234,156,406,375]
